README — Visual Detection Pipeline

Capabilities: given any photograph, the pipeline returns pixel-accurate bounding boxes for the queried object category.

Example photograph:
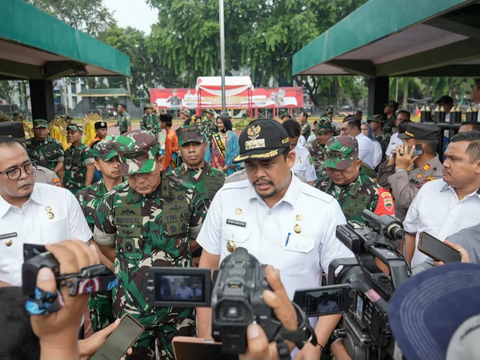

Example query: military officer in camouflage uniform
[76,139,123,333]
[315,135,395,223]
[200,109,217,140]
[368,114,391,162]
[93,130,207,360]
[113,104,131,134]
[62,124,95,194]
[141,105,160,140]
[27,119,64,174]
[383,100,399,136]
[0,121,62,187]
[304,116,335,179]
[172,125,225,265]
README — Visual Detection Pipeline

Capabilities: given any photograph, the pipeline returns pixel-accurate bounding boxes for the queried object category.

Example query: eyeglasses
[0,162,37,180]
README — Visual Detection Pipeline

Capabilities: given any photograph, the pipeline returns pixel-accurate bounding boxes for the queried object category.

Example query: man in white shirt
[385,110,411,158]
[197,119,353,360]
[340,116,374,168]
[0,138,92,287]
[283,119,317,185]
[404,131,480,267]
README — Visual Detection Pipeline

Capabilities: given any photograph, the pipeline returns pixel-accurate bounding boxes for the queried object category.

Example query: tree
[0,81,17,105]
[146,0,368,104]
[101,26,177,94]
[25,0,115,37]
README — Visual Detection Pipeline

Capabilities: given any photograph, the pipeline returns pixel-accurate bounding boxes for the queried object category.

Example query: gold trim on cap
[405,131,414,137]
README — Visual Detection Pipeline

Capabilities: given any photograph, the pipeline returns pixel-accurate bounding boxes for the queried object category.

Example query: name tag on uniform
[226,219,247,227]
[0,232,17,240]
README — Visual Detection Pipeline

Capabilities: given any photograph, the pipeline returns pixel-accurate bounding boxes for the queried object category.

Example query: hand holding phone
[89,314,144,360]
[418,232,462,263]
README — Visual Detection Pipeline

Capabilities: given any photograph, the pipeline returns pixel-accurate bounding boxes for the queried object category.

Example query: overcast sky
[103,0,158,34]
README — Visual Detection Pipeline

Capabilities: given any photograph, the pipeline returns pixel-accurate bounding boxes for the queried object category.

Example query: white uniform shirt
[372,140,382,168]
[292,146,317,182]
[298,135,307,147]
[355,133,374,168]
[404,179,480,268]
[0,183,92,286]
[307,134,316,143]
[196,174,353,299]
[386,132,401,157]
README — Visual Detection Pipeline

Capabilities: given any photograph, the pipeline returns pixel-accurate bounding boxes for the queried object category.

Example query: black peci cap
[94,121,107,130]
[233,118,290,163]
[398,123,441,141]
[436,95,454,105]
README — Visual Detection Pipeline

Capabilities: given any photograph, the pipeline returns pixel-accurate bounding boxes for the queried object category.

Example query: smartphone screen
[419,232,461,263]
[90,315,144,360]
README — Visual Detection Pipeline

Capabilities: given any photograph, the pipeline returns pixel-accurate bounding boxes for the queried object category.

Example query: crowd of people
[1,79,480,360]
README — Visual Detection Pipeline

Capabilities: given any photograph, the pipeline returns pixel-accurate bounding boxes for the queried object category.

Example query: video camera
[22,244,117,309]
[293,210,410,360]
[142,247,317,355]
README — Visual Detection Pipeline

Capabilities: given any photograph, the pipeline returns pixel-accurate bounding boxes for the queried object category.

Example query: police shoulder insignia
[422,164,430,172]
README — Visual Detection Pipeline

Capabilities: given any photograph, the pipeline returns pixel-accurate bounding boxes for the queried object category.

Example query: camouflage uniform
[315,135,395,223]
[200,109,217,140]
[27,119,64,172]
[304,116,334,179]
[141,112,160,139]
[93,131,206,360]
[117,111,131,134]
[63,124,94,195]
[383,100,399,136]
[76,140,121,332]
[368,114,391,161]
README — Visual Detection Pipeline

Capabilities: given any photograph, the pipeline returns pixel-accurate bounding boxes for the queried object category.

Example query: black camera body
[22,252,60,297]
[211,247,278,354]
[143,248,313,355]
[293,210,409,360]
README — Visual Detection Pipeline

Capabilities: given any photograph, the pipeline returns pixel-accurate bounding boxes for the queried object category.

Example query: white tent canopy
[196,76,254,97]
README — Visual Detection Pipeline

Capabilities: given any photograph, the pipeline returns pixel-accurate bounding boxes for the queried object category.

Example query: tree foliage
[25,0,115,37]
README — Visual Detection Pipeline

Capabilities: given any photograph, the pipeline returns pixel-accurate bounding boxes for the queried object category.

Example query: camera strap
[25,287,65,316]
[277,302,318,350]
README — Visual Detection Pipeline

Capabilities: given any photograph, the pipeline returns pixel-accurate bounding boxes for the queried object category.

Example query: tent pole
[219,0,226,113]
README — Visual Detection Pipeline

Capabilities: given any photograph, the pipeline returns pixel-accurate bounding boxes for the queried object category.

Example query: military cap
[436,95,454,105]
[324,135,359,171]
[0,121,25,142]
[181,108,191,117]
[206,109,215,115]
[326,107,334,114]
[67,124,83,132]
[315,116,334,134]
[116,130,159,175]
[398,123,441,141]
[367,114,385,124]
[160,113,173,123]
[92,139,118,161]
[33,119,49,128]
[94,121,107,130]
[65,114,74,120]
[233,118,290,163]
[385,100,400,110]
[176,125,205,146]
[144,105,153,111]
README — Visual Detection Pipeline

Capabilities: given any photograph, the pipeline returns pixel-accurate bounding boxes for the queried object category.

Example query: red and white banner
[150,87,303,109]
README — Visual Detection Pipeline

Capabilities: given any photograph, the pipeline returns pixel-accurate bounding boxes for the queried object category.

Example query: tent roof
[0,0,130,80]
[293,0,480,77]
[78,88,131,97]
